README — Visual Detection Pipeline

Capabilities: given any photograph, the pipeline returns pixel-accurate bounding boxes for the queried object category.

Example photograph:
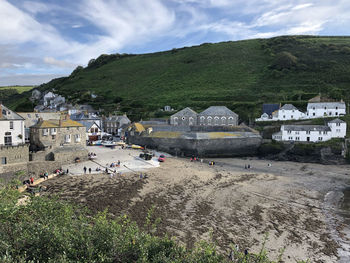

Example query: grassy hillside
[7,36,350,121]
[0,86,33,94]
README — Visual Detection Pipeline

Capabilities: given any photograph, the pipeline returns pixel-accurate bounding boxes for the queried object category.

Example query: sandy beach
[41,152,350,262]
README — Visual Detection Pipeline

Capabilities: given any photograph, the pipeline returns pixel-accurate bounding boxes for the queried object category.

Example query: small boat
[131,144,144,149]
[103,141,117,147]
[92,140,103,146]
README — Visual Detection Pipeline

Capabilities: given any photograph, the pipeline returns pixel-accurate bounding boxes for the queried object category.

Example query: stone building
[170,107,198,126]
[103,115,131,135]
[17,112,61,143]
[198,106,238,126]
[30,116,86,151]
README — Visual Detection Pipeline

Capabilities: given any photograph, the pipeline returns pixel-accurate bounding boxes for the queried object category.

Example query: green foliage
[271,51,298,70]
[258,141,285,155]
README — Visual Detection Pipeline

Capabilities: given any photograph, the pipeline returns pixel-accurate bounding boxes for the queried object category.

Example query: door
[4,135,12,146]
[307,137,310,142]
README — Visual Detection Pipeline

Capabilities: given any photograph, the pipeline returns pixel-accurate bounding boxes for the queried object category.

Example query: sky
[1,0,350,86]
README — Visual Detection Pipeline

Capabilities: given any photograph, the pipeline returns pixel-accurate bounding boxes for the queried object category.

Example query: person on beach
[30,177,34,184]
[66,169,69,174]
[44,171,48,179]
[117,160,120,166]
[83,166,87,174]
[105,167,108,174]
[89,168,91,174]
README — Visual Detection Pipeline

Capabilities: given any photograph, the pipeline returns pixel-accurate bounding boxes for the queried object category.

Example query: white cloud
[44,57,77,68]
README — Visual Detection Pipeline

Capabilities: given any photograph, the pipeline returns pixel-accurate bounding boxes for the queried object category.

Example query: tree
[271,51,298,70]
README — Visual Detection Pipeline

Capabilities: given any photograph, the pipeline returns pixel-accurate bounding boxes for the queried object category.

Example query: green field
[0,86,33,94]
[5,35,350,121]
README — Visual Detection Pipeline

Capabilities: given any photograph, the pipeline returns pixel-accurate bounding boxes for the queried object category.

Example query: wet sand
[41,156,350,262]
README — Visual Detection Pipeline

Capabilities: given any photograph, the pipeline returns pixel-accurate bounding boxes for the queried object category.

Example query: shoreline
[41,155,350,262]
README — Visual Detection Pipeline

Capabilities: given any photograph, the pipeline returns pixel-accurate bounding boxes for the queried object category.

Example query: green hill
[8,35,350,121]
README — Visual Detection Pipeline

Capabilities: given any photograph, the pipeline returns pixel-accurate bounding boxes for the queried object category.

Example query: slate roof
[283,125,331,132]
[307,102,346,109]
[172,107,197,117]
[78,121,101,131]
[0,104,24,121]
[31,119,84,128]
[280,104,299,111]
[199,106,238,116]
[262,104,280,115]
[328,118,346,124]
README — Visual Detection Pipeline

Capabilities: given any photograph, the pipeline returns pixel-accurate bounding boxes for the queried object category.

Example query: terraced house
[30,115,86,151]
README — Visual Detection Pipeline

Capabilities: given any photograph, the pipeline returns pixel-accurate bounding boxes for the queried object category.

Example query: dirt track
[41,157,350,262]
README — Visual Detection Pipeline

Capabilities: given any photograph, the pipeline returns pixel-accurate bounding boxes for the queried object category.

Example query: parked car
[158,154,165,162]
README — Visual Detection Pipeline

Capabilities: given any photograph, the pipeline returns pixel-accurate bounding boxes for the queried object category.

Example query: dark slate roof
[283,125,331,132]
[262,104,280,115]
[78,120,101,131]
[280,104,299,111]
[307,102,346,109]
[328,118,346,123]
[0,104,24,121]
[172,107,197,117]
[199,106,238,116]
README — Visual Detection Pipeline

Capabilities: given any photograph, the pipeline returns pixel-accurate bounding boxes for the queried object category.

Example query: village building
[306,102,346,118]
[272,118,346,142]
[103,114,131,136]
[79,121,102,141]
[271,104,305,121]
[255,103,280,121]
[170,107,198,126]
[198,106,238,126]
[0,103,28,165]
[70,112,102,131]
[29,116,86,151]
[17,112,61,143]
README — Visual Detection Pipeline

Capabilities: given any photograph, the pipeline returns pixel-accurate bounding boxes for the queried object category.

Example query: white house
[271,104,306,121]
[79,121,102,141]
[306,102,346,118]
[43,92,56,106]
[0,104,25,146]
[272,118,346,142]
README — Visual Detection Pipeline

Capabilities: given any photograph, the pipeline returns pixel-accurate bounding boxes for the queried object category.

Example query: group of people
[244,164,251,169]
[109,160,121,168]
[88,152,97,158]
[83,166,92,174]
[23,176,34,185]
[209,161,216,166]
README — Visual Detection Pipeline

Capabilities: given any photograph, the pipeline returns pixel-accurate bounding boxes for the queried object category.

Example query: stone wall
[0,144,29,164]
[129,133,262,157]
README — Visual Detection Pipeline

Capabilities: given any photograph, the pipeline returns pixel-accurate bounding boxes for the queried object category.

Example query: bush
[258,141,285,155]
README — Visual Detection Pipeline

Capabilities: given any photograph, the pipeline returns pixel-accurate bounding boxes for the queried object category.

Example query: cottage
[272,118,346,142]
[18,112,61,143]
[170,107,197,126]
[103,115,131,135]
[0,104,28,165]
[271,104,305,121]
[306,102,346,118]
[255,104,280,121]
[198,106,238,126]
[79,121,102,141]
[30,116,86,151]
[0,104,25,146]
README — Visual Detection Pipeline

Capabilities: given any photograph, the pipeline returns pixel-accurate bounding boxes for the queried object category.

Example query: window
[319,131,322,135]
[288,136,293,140]
[291,115,294,119]
[336,123,341,126]
[306,131,311,134]
[75,134,81,142]
[313,107,315,110]
[296,137,300,141]
[52,135,56,140]
[9,121,13,129]
[313,113,315,116]
[295,131,299,135]
[65,134,71,143]
[173,117,178,125]
[182,117,186,120]
[336,107,338,110]
[283,115,286,119]
[336,129,341,133]
[214,117,219,126]
[200,116,205,125]
[4,132,12,146]
[336,112,338,115]
[221,117,226,125]
[324,107,327,110]
[50,128,56,135]
[189,117,194,126]
[42,129,48,136]
[1,157,6,165]
[207,117,212,125]
[318,137,323,141]
[287,130,292,134]
[323,131,327,135]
